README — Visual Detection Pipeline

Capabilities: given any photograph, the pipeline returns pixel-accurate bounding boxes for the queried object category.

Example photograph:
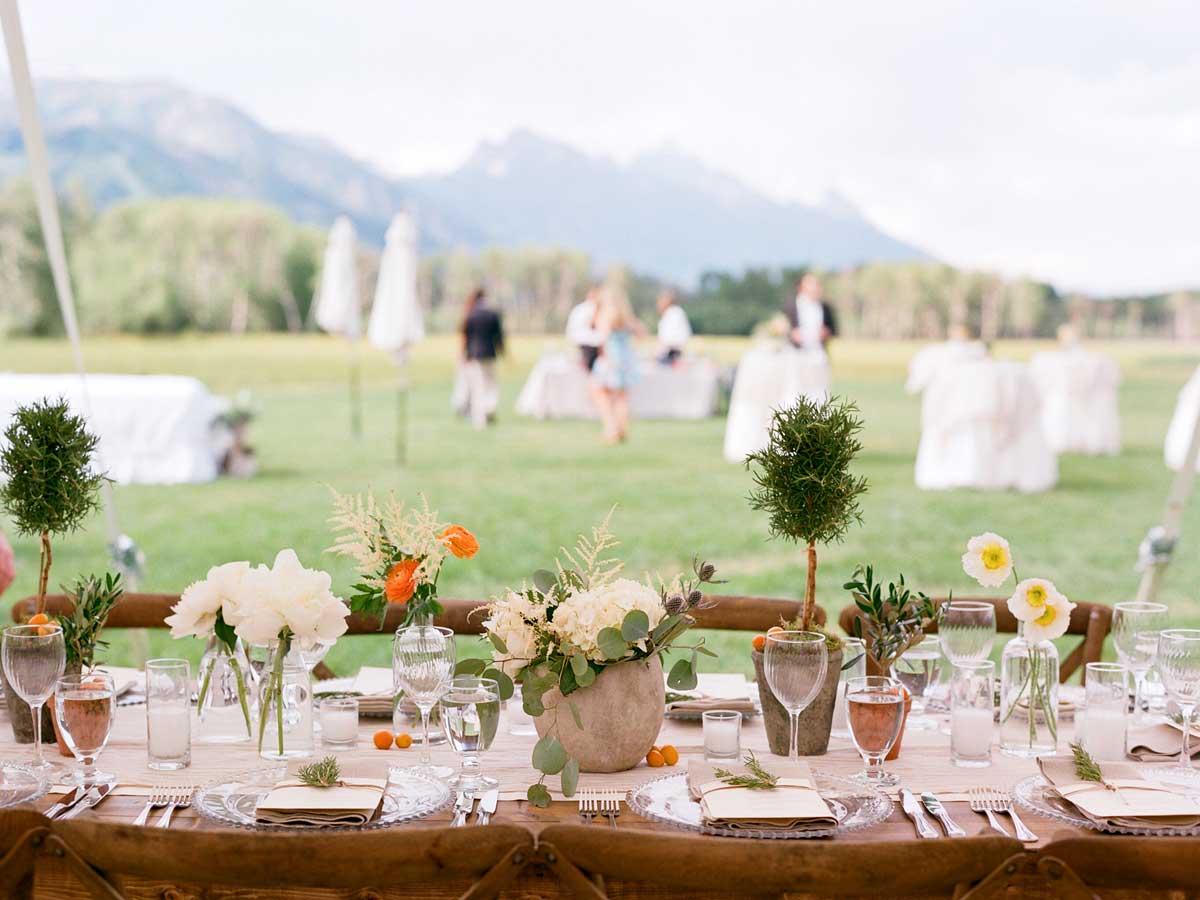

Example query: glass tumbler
[950,661,995,767]
[1082,662,1129,762]
[146,659,191,770]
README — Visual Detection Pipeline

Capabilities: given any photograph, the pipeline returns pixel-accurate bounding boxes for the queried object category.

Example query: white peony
[228,549,350,646]
[549,578,666,662]
[962,532,1013,587]
[485,590,546,678]
[165,561,250,639]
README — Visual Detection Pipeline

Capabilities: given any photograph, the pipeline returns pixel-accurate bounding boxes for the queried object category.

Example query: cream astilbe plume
[557,509,623,589]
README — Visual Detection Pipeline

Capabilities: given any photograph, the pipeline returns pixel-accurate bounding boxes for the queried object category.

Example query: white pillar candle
[321,708,359,743]
[951,706,993,757]
[147,707,191,759]
[703,714,741,759]
[1082,708,1127,761]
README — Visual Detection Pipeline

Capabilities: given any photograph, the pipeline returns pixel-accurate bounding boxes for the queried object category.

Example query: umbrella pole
[1135,401,1200,604]
[396,359,408,465]
[349,337,363,440]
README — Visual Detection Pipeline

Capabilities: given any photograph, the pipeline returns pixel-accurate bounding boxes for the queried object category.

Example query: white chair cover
[1029,348,1121,455]
[1164,364,1200,470]
[905,340,988,394]
[0,373,225,484]
[915,360,1057,492]
[515,351,718,420]
[723,343,830,463]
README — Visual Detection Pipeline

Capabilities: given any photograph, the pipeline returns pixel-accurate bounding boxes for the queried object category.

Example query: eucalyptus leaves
[482,516,719,806]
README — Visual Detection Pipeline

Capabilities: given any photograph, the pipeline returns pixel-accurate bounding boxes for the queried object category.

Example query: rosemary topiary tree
[0,398,105,614]
[746,395,868,632]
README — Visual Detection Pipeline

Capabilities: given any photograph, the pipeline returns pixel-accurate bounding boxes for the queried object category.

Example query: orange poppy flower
[384,559,421,605]
[439,525,479,559]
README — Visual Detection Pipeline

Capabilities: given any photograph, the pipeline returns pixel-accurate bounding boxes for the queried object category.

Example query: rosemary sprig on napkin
[1070,741,1120,794]
[297,756,344,787]
[715,751,779,790]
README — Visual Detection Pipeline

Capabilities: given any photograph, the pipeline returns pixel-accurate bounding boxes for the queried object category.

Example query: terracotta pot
[885,688,913,761]
[534,657,664,773]
[753,645,843,757]
[50,663,84,757]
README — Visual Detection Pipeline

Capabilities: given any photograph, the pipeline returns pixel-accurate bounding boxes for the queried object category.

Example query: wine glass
[392,625,456,779]
[2,623,66,774]
[940,601,997,664]
[54,673,116,787]
[1157,629,1200,770]
[892,636,942,731]
[440,676,501,791]
[1113,601,1169,727]
[845,675,906,786]
[763,631,828,758]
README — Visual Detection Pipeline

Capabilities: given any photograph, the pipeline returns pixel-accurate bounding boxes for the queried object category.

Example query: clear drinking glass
[440,675,500,791]
[54,673,116,786]
[319,696,359,750]
[393,625,456,779]
[702,709,742,762]
[831,637,866,740]
[1157,629,1200,770]
[950,661,995,767]
[507,685,537,737]
[146,659,191,770]
[1082,662,1129,762]
[763,631,828,758]
[845,675,905,786]
[940,602,997,664]
[1113,601,1169,727]
[892,636,943,731]
[2,623,65,773]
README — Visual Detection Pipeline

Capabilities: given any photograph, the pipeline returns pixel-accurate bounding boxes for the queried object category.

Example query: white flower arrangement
[961,532,1075,641]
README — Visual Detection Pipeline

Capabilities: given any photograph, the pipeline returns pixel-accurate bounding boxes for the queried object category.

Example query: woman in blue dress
[591,284,646,443]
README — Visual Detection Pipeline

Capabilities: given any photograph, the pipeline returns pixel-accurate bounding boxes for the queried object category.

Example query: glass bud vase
[999,628,1059,758]
[196,637,257,744]
[392,616,447,745]
[257,640,314,761]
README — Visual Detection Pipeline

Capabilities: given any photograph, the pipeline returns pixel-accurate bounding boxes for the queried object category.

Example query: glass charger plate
[0,763,49,809]
[626,770,890,839]
[1013,767,1200,836]
[193,766,452,831]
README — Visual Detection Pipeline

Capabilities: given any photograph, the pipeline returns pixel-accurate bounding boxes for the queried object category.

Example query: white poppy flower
[1021,590,1076,643]
[962,533,1013,587]
[1007,577,1063,622]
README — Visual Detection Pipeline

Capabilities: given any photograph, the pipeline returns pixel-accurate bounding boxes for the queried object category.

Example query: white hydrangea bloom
[549,578,666,662]
[484,590,546,678]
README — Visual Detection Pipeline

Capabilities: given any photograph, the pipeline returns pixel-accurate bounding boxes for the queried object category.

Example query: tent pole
[349,337,363,439]
[396,358,408,465]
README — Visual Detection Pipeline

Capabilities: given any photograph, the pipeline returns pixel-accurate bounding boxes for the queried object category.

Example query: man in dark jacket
[459,288,504,428]
[783,273,837,352]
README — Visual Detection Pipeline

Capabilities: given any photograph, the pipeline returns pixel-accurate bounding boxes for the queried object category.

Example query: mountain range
[0,78,929,283]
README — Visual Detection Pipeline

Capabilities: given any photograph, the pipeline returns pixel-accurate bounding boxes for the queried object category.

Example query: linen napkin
[666,674,757,714]
[255,778,386,827]
[348,667,396,715]
[1127,722,1200,762]
[1037,756,1200,829]
[686,758,836,831]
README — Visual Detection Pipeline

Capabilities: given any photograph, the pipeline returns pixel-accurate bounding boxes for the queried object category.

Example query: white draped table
[1029,348,1121,456]
[1165,364,1200,471]
[723,344,830,463]
[0,374,227,485]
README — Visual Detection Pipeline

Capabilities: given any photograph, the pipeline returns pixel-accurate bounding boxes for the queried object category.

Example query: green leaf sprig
[58,572,123,671]
[715,752,779,791]
[1069,741,1119,793]
[297,755,343,787]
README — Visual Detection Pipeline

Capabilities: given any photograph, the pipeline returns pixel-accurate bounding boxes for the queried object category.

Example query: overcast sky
[15,1,1200,294]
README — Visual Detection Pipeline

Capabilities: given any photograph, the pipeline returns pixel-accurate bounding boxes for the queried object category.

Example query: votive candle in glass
[1082,662,1129,762]
[146,659,191,770]
[831,637,866,740]
[702,709,741,762]
[950,660,994,767]
[320,696,359,749]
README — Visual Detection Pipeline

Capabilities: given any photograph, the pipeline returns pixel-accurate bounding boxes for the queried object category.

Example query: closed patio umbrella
[368,212,424,463]
[314,216,363,438]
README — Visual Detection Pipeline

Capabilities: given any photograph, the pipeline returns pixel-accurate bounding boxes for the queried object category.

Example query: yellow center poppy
[981,545,1008,570]
[1034,605,1057,627]
[1025,584,1048,608]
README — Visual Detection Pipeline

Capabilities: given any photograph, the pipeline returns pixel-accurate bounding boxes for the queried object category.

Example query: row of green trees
[0,181,1194,340]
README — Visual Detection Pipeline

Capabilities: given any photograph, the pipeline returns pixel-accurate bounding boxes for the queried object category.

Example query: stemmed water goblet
[940,601,997,665]
[393,625,456,779]
[763,631,828,758]
[440,675,501,791]
[892,635,942,730]
[1157,629,1200,770]
[54,673,116,787]
[845,675,906,786]
[2,623,66,774]
[1113,601,1169,727]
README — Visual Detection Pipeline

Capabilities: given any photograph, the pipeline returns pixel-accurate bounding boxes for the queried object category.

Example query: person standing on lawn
[458,288,505,429]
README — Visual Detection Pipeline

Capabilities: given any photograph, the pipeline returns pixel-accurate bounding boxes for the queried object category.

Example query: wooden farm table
[0,695,1196,899]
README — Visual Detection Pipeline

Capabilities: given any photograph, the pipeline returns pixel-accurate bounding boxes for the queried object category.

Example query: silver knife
[900,789,939,839]
[451,791,475,827]
[921,792,966,837]
[474,789,498,825]
[44,785,86,820]
[61,782,114,820]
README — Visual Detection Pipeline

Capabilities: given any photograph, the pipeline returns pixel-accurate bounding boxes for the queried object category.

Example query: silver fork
[968,787,1010,837]
[984,787,1038,843]
[577,789,596,825]
[133,788,174,827]
[597,793,620,829]
[156,787,194,829]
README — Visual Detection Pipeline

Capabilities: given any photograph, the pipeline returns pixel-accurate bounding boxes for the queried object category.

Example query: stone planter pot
[534,657,664,773]
[753,645,842,756]
[0,665,54,745]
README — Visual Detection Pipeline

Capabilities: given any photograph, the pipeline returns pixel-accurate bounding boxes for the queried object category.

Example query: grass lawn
[2,333,1199,677]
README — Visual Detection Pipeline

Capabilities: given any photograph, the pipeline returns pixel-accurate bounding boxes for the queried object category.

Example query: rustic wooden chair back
[837,596,1111,683]
[538,825,1022,899]
[0,814,534,900]
[14,593,823,679]
[1036,838,1200,896]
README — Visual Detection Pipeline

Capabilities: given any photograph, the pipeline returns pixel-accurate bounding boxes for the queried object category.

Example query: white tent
[368,212,424,463]
[314,215,363,437]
